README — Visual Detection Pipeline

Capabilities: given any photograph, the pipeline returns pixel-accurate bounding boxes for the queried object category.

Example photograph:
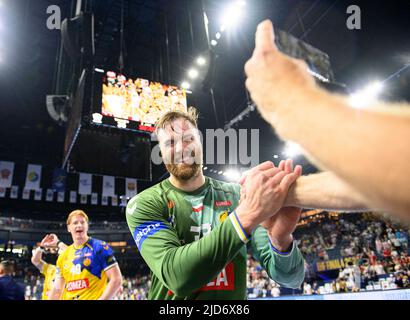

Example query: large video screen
[101,71,187,125]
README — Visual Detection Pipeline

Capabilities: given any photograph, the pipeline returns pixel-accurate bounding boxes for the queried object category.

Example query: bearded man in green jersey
[126,108,306,300]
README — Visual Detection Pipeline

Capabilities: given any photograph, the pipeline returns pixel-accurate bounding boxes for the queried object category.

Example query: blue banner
[52,168,67,192]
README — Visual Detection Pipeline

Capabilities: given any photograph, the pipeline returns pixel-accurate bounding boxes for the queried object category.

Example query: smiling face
[67,214,89,244]
[157,117,203,181]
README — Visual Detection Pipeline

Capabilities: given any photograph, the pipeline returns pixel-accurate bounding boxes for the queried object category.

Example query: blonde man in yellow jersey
[50,210,122,300]
[31,234,68,300]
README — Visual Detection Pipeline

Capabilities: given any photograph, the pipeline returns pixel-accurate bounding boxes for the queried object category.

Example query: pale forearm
[285,171,368,211]
[49,288,63,300]
[31,248,44,269]
[50,277,65,300]
[275,89,410,217]
[268,233,293,252]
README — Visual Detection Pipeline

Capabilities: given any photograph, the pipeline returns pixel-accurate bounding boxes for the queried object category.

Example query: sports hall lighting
[188,68,199,79]
[220,1,246,29]
[196,56,206,66]
[181,81,191,90]
[349,81,383,109]
[283,142,303,158]
[223,169,241,182]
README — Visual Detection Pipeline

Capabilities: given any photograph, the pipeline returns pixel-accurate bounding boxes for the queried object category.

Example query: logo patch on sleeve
[133,221,168,251]
[198,262,235,292]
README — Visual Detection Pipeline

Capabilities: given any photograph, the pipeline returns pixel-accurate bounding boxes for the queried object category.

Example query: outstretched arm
[285,171,369,212]
[245,19,410,219]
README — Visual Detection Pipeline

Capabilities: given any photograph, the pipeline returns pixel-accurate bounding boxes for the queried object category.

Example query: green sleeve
[126,191,246,297]
[250,226,305,289]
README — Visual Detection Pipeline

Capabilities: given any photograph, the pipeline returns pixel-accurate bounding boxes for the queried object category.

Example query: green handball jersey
[126,176,305,300]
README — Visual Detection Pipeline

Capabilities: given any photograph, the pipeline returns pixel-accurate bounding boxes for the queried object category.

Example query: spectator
[0,260,25,300]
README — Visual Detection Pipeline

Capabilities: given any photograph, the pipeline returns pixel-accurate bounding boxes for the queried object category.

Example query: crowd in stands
[246,212,410,298]
[1,212,410,299]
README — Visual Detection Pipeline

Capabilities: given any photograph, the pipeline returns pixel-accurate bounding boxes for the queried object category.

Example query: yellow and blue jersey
[56,238,118,300]
[40,263,57,300]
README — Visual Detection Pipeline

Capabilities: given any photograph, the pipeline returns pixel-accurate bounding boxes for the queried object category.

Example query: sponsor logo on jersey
[219,211,229,223]
[192,204,203,213]
[66,278,90,292]
[83,258,91,267]
[215,200,232,207]
[133,221,168,251]
[198,262,235,292]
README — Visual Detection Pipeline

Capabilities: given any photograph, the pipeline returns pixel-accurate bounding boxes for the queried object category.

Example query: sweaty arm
[244,20,410,219]
[49,276,65,300]
[278,90,410,218]
[250,226,305,289]
[126,192,249,297]
[31,247,45,271]
[98,265,122,300]
[285,171,369,212]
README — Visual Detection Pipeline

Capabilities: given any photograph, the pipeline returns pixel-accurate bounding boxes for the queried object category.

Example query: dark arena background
[0,0,410,304]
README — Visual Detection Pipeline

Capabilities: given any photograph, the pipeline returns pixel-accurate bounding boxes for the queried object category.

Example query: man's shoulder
[58,244,73,259]
[129,181,166,204]
[89,238,111,251]
[207,176,241,195]
[127,182,168,214]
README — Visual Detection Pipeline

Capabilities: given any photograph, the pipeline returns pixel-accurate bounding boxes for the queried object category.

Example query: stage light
[188,68,199,79]
[274,155,279,159]
[211,40,218,46]
[220,1,246,29]
[94,68,105,73]
[223,169,241,182]
[196,56,206,66]
[92,113,103,124]
[218,171,223,175]
[283,142,303,158]
[349,81,383,109]
[203,166,208,170]
[181,81,191,90]
[215,32,221,40]
[220,25,226,32]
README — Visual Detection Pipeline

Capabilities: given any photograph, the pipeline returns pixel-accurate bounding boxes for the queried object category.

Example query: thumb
[255,20,277,55]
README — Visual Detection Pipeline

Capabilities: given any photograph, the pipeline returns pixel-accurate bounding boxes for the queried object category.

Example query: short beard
[166,162,202,181]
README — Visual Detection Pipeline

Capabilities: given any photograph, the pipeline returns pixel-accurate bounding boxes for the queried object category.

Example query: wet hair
[66,210,89,225]
[155,107,199,134]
